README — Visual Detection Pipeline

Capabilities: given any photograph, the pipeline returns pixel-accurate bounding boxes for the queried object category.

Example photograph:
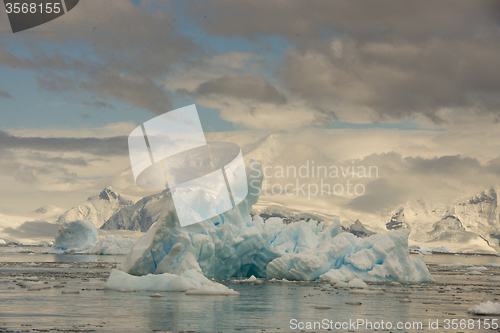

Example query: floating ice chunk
[468,301,500,315]
[348,278,368,289]
[54,220,98,250]
[484,263,500,267]
[333,281,349,288]
[467,271,483,275]
[350,289,384,295]
[2,247,35,253]
[467,266,488,271]
[234,275,263,283]
[185,284,240,295]
[84,235,137,255]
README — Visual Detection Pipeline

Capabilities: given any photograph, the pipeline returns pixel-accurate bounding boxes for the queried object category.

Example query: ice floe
[468,301,500,315]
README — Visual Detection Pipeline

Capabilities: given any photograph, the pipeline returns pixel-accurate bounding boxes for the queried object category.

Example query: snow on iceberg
[54,220,98,250]
[114,163,433,288]
[84,235,137,255]
[468,301,500,315]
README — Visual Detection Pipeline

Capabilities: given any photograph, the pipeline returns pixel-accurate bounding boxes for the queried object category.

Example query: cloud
[0,0,197,115]
[405,155,482,175]
[189,0,500,125]
[346,178,409,213]
[196,74,286,104]
[0,89,11,99]
[0,131,128,156]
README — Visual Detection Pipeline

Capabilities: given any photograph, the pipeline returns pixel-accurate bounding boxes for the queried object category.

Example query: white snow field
[468,301,500,315]
[107,164,433,291]
[53,220,98,250]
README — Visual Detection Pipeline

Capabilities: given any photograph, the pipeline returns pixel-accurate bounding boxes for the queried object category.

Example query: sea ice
[105,268,238,294]
[53,220,98,250]
[418,244,432,255]
[115,164,433,286]
[347,278,368,289]
[468,301,500,315]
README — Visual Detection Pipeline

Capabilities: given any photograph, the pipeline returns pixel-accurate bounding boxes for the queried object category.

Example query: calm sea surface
[1,248,500,333]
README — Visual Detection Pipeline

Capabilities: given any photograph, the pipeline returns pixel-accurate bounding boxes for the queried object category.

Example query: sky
[1,0,500,216]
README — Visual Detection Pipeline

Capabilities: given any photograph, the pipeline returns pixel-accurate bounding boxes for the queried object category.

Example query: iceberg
[0,239,5,245]
[468,301,500,315]
[112,163,433,290]
[53,220,98,250]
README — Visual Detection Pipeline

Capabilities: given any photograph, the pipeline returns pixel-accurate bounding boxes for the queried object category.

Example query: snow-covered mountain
[381,188,500,253]
[57,186,134,228]
[445,187,500,249]
[29,205,65,223]
[100,190,173,232]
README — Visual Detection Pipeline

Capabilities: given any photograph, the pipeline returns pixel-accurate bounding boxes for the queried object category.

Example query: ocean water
[1,248,499,333]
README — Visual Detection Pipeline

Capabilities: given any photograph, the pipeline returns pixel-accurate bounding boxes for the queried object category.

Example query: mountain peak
[99,186,118,201]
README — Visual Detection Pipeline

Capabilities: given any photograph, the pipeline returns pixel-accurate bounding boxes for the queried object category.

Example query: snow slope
[57,186,134,228]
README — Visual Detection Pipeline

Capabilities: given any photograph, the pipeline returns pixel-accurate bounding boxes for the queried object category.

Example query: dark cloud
[80,72,172,115]
[0,89,11,99]
[190,0,500,123]
[196,75,286,104]
[192,0,498,42]
[0,131,128,156]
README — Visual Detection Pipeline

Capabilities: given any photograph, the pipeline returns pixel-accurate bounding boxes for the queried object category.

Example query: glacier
[108,163,433,291]
[83,235,137,255]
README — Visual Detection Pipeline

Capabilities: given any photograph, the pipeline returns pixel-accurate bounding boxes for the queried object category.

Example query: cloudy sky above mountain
[0,0,500,215]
